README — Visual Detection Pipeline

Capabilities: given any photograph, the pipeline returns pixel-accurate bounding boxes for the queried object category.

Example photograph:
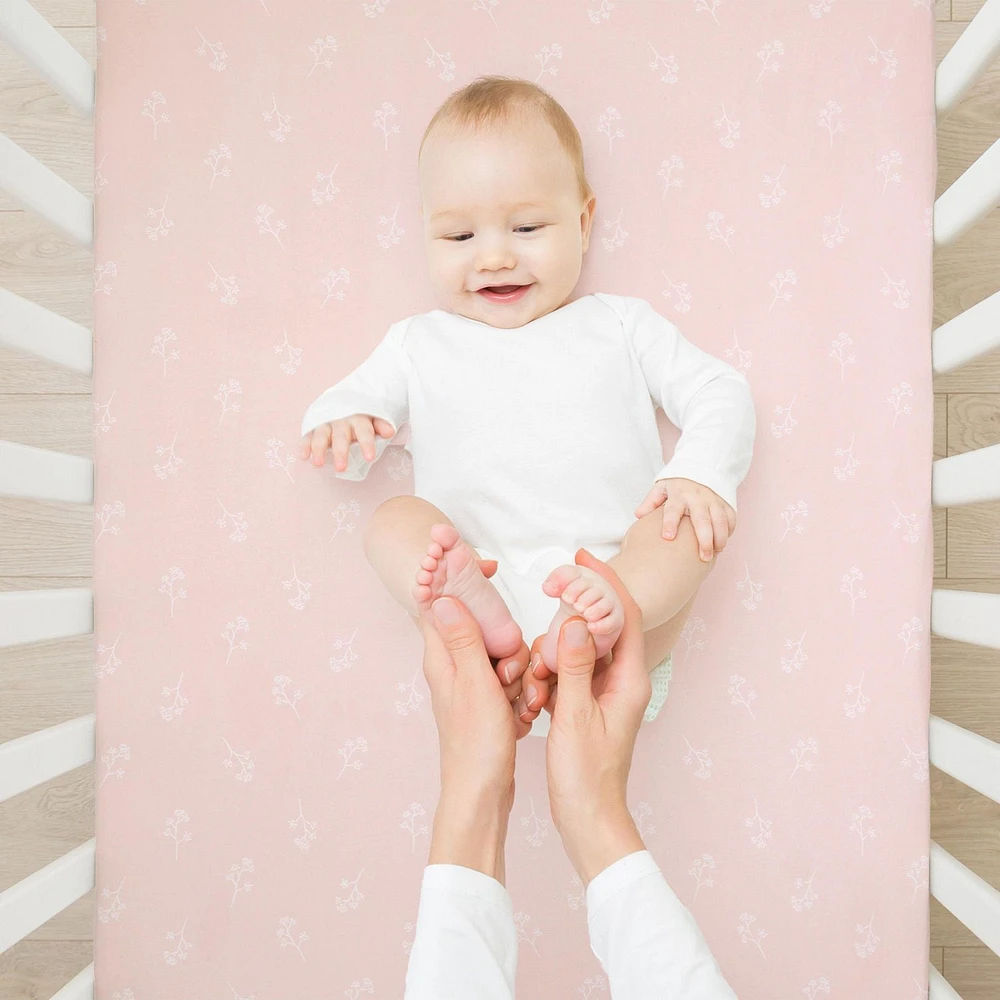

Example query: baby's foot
[539,565,625,672]
[413,524,523,660]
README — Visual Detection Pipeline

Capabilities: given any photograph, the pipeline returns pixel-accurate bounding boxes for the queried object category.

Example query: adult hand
[417,595,535,883]
[530,548,650,887]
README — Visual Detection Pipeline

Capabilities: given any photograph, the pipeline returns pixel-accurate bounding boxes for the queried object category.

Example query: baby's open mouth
[476,283,532,302]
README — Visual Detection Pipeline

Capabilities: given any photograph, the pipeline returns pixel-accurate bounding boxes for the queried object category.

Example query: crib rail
[932,288,1000,375]
[0,0,94,117]
[936,0,1000,118]
[933,135,1000,247]
[0,132,93,244]
[1,3,1000,1000]
[0,286,93,373]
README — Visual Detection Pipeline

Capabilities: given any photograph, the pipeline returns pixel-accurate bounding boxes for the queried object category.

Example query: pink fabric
[93,1,935,997]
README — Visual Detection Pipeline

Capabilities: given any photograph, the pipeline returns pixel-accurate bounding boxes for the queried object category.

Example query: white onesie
[301,292,756,736]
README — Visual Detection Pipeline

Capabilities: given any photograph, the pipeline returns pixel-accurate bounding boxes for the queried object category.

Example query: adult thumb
[428,597,488,673]
[554,617,597,716]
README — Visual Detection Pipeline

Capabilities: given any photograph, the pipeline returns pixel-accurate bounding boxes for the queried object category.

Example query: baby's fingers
[659,499,687,540]
[634,483,668,519]
[309,425,332,466]
[690,507,716,562]
[350,416,377,463]
[710,504,730,554]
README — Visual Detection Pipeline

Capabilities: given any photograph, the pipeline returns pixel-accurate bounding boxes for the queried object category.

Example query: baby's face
[419,118,595,329]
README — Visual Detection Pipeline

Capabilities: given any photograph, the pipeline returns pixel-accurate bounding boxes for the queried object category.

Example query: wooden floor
[0,0,998,997]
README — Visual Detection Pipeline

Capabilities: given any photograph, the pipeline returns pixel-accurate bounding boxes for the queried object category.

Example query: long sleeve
[587,851,738,999]
[624,296,755,512]
[299,319,411,481]
[404,863,517,1000]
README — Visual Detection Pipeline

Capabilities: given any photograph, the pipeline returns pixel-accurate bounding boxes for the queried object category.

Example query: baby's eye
[445,226,542,242]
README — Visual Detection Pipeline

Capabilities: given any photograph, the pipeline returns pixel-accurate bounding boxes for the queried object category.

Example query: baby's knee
[362,495,411,553]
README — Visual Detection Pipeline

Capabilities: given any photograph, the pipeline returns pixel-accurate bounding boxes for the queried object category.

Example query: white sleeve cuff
[404,864,517,1000]
[585,849,661,914]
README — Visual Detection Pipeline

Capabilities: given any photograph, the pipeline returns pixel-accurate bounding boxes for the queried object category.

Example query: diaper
[472,547,673,736]
[644,652,672,723]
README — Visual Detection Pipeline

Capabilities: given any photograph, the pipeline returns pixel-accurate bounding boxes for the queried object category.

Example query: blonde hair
[419,75,594,205]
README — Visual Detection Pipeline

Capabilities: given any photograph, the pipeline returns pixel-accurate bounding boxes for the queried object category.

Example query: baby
[299,76,755,723]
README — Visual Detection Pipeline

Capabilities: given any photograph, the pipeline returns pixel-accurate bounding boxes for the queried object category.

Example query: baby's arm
[300,319,411,481]
[622,295,756,513]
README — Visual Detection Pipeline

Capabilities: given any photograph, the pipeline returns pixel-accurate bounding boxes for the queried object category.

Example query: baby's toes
[542,565,580,599]
[560,576,594,606]
[419,553,439,572]
[429,523,460,550]
[581,594,613,622]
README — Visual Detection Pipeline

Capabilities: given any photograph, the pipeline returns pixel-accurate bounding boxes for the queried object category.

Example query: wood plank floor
[1,1,998,996]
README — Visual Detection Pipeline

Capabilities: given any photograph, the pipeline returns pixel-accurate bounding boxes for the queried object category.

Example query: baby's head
[418,76,596,329]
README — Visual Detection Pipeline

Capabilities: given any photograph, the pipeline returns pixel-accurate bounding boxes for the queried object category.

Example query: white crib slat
[50,964,94,1000]
[929,715,1000,806]
[930,965,965,1000]
[933,135,1000,248]
[0,287,93,374]
[0,0,95,118]
[0,838,95,957]
[932,443,1000,506]
[0,439,93,503]
[0,133,93,246]
[930,842,1000,960]
[0,588,93,648]
[0,715,96,805]
[935,0,1000,119]
[931,589,1000,650]
[932,289,1000,375]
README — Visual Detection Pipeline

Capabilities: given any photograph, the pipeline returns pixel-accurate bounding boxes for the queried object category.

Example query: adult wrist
[428,786,511,886]
[559,803,645,889]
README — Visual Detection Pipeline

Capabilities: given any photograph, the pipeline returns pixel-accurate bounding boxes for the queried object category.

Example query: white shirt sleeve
[587,850,739,999]
[623,296,756,512]
[404,852,736,1000]
[299,320,411,481]
[404,863,517,1000]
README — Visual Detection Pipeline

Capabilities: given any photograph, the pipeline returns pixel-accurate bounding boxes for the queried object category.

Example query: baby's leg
[538,509,714,673]
[362,495,523,659]
[606,506,715,634]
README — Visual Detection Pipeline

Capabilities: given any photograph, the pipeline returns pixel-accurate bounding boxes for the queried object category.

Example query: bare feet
[539,564,625,672]
[413,524,523,661]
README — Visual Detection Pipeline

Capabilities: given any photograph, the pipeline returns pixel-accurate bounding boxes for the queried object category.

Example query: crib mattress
[93,1,935,996]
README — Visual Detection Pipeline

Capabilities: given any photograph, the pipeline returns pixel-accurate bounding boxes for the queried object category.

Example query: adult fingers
[423,596,490,691]
[520,637,552,719]
[476,557,499,579]
[552,617,597,719]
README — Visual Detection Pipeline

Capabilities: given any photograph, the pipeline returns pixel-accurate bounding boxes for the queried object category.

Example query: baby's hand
[634,478,736,562]
[299,415,396,470]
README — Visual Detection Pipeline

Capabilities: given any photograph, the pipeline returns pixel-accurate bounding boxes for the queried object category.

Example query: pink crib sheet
[93,1,935,997]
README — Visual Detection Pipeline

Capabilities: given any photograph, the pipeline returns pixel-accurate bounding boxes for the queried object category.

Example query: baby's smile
[475,282,534,305]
